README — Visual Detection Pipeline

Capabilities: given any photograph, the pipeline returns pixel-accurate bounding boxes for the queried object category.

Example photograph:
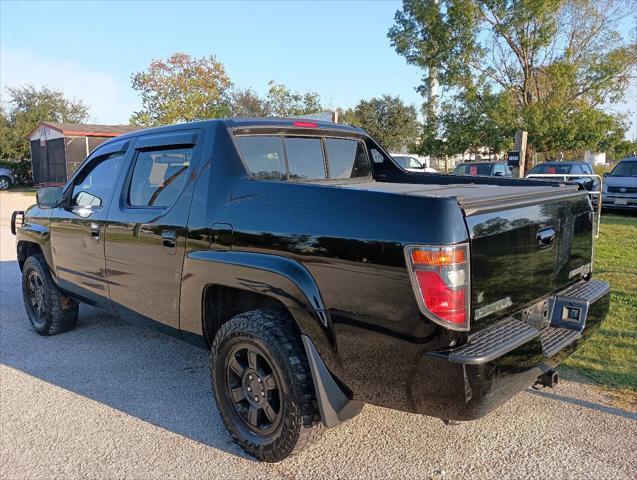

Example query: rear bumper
[408,279,610,421]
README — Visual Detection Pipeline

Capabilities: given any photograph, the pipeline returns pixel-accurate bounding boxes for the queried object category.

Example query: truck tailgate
[462,187,594,327]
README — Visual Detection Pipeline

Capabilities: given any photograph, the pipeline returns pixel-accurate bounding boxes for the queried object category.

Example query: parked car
[526,161,598,191]
[12,118,608,462]
[390,153,437,173]
[0,166,16,190]
[452,161,512,177]
[602,156,637,210]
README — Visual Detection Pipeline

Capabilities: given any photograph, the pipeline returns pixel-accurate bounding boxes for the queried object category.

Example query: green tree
[130,52,233,126]
[0,85,89,160]
[389,0,636,169]
[230,81,323,117]
[340,95,420,152]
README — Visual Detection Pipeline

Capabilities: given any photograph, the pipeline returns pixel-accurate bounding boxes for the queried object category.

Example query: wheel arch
[17,240,44,270]
[180,250,334,350]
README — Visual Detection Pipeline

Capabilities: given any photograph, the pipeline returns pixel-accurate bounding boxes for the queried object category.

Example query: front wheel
[22,254,78,335]
[0,176,11,190]
[210,310,322,462]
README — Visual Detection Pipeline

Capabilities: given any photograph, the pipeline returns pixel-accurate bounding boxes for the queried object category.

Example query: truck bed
[335,179,582,212]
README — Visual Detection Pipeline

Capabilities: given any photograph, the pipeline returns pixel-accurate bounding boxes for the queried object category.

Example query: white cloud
[0,47,139,124]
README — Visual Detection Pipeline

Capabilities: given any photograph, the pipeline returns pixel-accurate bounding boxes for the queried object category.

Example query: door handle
[161,230,177,253]
[537,227,556,248]
[90,223,100,241]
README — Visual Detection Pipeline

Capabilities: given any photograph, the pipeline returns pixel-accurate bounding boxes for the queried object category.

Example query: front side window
[129,148,191,207]
[71,152,125,208]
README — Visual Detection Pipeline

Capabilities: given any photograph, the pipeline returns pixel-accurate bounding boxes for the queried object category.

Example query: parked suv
[12,119,609,462]
[602,156,637,210]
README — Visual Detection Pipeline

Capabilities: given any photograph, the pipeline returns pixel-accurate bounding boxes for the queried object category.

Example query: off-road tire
[22,254,79,335]
[210,309,323,462]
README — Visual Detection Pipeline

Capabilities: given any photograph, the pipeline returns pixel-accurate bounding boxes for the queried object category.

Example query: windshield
[453,164,493,176]
[528,164,572,175]
[610,161,637,177]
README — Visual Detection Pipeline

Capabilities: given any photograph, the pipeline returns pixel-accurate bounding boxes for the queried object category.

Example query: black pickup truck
[12,119,609,462]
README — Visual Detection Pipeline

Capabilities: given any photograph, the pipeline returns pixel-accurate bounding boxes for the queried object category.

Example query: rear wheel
[22,254,78,335]
[210,309,322,462]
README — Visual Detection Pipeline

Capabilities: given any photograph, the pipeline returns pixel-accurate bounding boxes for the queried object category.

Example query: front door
[105,130,201,330]
[49,143,129,310]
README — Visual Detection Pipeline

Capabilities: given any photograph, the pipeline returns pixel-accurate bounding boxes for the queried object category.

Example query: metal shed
[27,122,140,185]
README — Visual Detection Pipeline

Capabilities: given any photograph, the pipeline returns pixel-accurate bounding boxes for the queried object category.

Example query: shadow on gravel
[0,259,253,462]
[528,388,637,420]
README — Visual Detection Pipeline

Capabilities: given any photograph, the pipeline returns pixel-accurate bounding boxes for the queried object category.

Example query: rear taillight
[405,244,470,331]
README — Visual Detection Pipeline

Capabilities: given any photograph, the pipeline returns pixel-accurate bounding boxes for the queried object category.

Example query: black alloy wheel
[225,343,283,435]
[21,254,79,335]
[26,270,47,327]
[210,309,323,462]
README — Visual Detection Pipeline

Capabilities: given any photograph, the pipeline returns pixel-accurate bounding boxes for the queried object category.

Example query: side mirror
[36,186,64,209]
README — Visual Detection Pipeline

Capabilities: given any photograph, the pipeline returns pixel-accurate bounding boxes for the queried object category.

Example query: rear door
[105,130,202,330]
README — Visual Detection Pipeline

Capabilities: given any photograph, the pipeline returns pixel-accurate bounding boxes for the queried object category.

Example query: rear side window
[234,135,371,181]
[234,136,286,180]
[129,148,191,207]
[326,138,371,179]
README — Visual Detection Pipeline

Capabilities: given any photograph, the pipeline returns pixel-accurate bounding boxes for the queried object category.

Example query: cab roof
[102,117,366,145]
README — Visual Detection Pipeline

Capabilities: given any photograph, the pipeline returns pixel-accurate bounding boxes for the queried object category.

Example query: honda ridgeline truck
[12,119,609,461]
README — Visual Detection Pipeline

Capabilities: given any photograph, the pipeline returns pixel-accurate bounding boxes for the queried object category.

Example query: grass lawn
[563,213,637,395]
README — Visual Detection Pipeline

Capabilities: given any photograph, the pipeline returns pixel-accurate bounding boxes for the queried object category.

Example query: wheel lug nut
[254,396,259,402]
[247,387,252,392]
[248,375,253,380]
[261,391,265,396]
[257,378,262,383]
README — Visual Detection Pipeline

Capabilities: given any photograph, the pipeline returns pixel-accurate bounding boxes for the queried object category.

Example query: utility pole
[514,131,528,178]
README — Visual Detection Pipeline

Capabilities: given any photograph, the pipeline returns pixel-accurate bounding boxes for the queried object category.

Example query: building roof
[27,121,140,139]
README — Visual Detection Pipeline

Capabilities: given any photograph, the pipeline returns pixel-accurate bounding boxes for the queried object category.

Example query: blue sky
[1,0,635,139]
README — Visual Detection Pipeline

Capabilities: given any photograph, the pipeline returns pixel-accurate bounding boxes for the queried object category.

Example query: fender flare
[180,250,335,348]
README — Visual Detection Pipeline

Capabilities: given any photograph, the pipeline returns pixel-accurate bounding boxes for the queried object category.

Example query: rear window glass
[454,164,492,176]
[234,135,371,181]
[286,137,326,180]
[528,164,572,175]
[325,138,370,179]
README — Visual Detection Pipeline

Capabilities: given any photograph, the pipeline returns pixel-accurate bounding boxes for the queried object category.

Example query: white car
[390,154,437,173]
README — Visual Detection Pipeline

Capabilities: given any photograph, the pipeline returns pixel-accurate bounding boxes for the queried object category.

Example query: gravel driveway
[1,191,636,480]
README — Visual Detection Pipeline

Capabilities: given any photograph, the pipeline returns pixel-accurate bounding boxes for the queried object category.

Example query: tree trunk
[525,142,534,173]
